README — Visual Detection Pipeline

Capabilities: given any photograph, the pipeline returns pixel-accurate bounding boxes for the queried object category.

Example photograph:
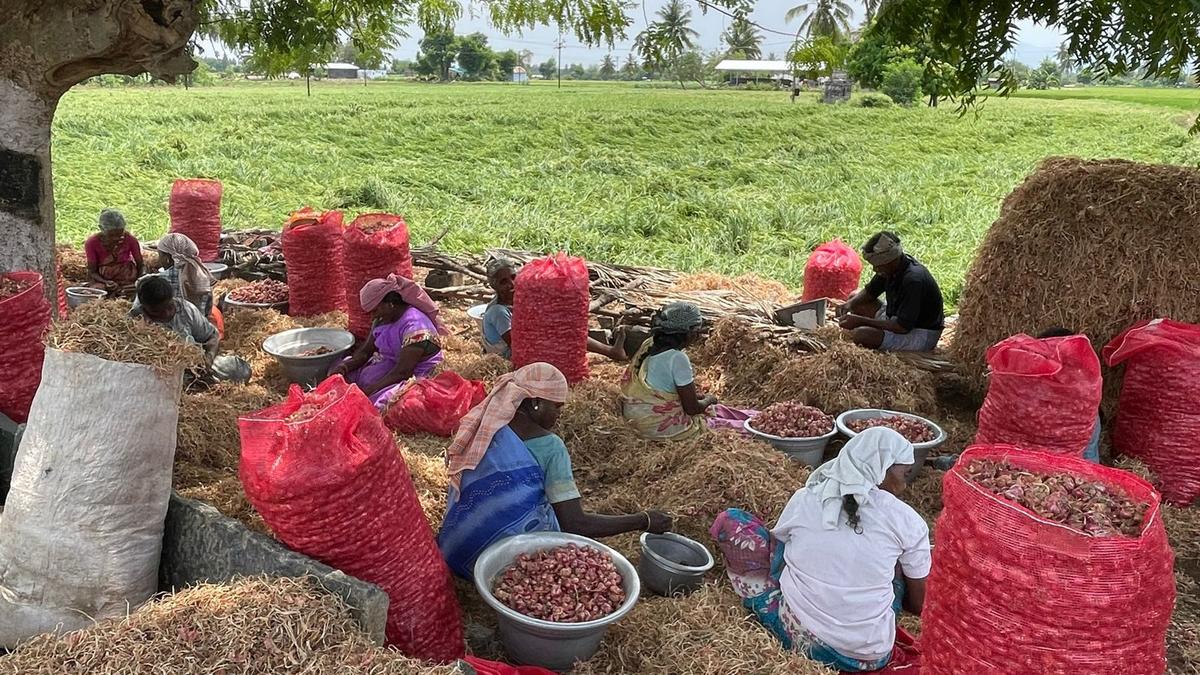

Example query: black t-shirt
[864,256,944,331]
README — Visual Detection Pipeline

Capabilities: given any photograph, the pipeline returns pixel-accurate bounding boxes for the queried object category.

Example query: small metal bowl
[65,286,107,309]
[468,303,488,330]
[637,532,714,597]
[203,262,230,280]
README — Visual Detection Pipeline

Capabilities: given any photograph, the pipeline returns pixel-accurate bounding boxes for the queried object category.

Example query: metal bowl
[835,409,947,482]
[262,327,354,388]
[203,262,230,280]
[473,532,640,671]
[65,286,106,309]
[468,303,488,330]
[637,532,714,597]
[743,418,837,467]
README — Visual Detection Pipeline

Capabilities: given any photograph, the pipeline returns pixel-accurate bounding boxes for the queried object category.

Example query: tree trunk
[0,80,58,292]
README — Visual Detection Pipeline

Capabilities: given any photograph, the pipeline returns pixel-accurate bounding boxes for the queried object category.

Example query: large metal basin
[473,532,640,672]
[835,409,946,483]
[262,328,354,388]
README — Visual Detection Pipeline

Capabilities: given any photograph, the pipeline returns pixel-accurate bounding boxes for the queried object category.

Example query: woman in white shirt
[711,427,930,671]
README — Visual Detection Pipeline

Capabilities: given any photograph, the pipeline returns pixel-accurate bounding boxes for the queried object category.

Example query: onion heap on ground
[227,279,289,304]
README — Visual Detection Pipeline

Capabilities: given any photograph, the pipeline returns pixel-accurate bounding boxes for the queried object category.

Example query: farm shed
[715,59,795,86]
[323,62,359,79]
[512,66,529,84]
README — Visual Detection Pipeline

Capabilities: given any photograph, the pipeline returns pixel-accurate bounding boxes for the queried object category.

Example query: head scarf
[359,274,447,334]
[653,301,703,335]
[862,232,903,267]
[804,427,915,530]
[447,362,569,488]
[98,209,126,232]
[157,232,214,294]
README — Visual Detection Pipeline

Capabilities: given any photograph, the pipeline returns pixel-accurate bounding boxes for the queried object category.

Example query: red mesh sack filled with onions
[1104,318,1200,504]
[846,415,935,443]
[511,254,590,384]
[0,272,51,423]
[801,239,862,302]
[168,178,222,262]
[975,333,1101,457]
[919,445,1174,674]
[238,375,464,662]
[282,208,345,316]
[492,544,625,623]
[343,213,413,339]
[750,401,833,438]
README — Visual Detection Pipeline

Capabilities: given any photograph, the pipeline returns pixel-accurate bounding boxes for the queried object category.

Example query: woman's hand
[644,510,674,534]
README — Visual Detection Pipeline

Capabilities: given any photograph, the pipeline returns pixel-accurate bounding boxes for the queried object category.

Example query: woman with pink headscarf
[329,274,445,409]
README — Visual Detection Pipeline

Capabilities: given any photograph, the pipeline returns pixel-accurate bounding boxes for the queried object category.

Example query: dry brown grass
[672,272,798,306]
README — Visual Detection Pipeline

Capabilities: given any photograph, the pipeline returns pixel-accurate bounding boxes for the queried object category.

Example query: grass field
[52,81,1200,304]
[1009,85,1200,112]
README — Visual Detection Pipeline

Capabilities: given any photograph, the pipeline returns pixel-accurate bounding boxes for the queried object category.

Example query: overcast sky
[388,1,1067,67]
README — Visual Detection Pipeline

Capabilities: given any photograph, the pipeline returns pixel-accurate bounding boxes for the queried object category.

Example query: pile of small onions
[965,459,1148,537]
[0,277,32,300]
[751,401,833,438]
[847,415,935,443]
[298,346,334,357]
[227,279,289,304]
[493,544,625,623]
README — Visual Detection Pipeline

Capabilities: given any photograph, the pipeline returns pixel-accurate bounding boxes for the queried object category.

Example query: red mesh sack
[343,213,413,339]
[238,375,464,661]
[168,178,223,262]
[1104,318,1200,504]
[282,208,346,317]
[801,240,862,302]
[512,254,590,384]
[974,334,1101,456]
[920,445,1174,674]
[383,371,485,437]
[0,272,51,423]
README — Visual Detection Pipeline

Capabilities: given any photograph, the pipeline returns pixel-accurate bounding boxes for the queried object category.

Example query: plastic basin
[637,532,714,597]
[203,262,229,280]
[262,327,355,388]
[743,419,837,467]
[468,303,488,330]
[835,409,946,482]
[473,532,640,672]
[65,286,106,309]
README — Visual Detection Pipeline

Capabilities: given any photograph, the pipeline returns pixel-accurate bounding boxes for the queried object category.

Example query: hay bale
[572,584,834,675]
[0,576,458,674]
[952,158,1200,413]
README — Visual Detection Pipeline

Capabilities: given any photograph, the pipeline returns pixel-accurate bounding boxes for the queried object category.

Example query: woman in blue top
[438,362,673,579]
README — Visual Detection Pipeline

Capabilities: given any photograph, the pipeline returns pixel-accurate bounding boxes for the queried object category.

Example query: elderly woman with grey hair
[85,208,144,296]
[838,231,944,353]
[481,256,628,362]
[621,301,754,440]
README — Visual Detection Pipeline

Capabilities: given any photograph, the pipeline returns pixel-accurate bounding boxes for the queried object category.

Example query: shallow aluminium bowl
[64,286,106,310]
[203,262,230,280]
[835,408,946,482]
[262,327,355,388]
[637,532,714,597]
[468,303,488,330]
[743,418,837,467]
[473,532,640,672]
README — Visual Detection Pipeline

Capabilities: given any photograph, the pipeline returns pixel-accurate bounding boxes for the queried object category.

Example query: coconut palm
[862,0,881,25]
[634,0,699,87]
[722,17,763,59]
[785,0,854,41]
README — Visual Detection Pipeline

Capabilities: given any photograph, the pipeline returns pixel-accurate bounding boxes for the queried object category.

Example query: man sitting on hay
[838,232,944,353]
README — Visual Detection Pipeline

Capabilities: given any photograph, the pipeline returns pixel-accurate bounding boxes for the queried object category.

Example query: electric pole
[556,34,564,89]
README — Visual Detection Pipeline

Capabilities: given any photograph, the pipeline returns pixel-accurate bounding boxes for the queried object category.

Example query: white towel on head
[804,426,915,529]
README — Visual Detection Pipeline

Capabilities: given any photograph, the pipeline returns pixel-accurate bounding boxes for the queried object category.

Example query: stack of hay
[952,157,1200,413]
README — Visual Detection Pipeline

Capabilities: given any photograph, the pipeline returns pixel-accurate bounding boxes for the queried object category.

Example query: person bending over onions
[131,276,249,385]
[85,209,144,297]
[480,256,628,362]
[711,427,929,671]
[620,301,753,440]
[330,274,444,410]
[438,362,673,579]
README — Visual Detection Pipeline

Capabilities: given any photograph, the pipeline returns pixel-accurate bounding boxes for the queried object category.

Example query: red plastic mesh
[801,239,862,302]
[974,334,1101,456]
[343,213,413,339]
[238,376,464,661]
[1104,318,1200,504]
[282,208,346,316]
[919,445,1174,674]
[383,371,486,437]
[0,272,51,423]
[511,254,590,384]
[168,178,223,262]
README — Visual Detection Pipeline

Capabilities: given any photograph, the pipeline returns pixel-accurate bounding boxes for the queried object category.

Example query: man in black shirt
[837,231,945,352]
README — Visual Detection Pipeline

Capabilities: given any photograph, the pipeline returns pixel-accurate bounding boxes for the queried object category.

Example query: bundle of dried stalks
[0,577,460,674]
[48,299,204,373]
[55,245,89,284]
[672,272,797,306]
[952,158,1200,414]
[401,447,450,530]
[176,383,278,481]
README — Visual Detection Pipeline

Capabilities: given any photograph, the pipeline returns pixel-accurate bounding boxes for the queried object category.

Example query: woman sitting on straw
[481,256,628,362]
[330,274,444,410]
[620,301,752,440]
[85,209,144,297]
[438,362,673,579]
[711,428,929,671]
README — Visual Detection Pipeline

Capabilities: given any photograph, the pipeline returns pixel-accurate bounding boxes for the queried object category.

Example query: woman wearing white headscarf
[156,232,215,315]
[710,427,930,671]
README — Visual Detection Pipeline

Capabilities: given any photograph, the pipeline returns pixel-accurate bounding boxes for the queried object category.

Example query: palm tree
[1056,43,1074,76]
[722,17,763,59]
[635,0,699,86]
[862,0,880,25]
[785,0,854,41]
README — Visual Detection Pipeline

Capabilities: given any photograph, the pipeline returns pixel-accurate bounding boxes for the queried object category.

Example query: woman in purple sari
[330,274,445,410]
